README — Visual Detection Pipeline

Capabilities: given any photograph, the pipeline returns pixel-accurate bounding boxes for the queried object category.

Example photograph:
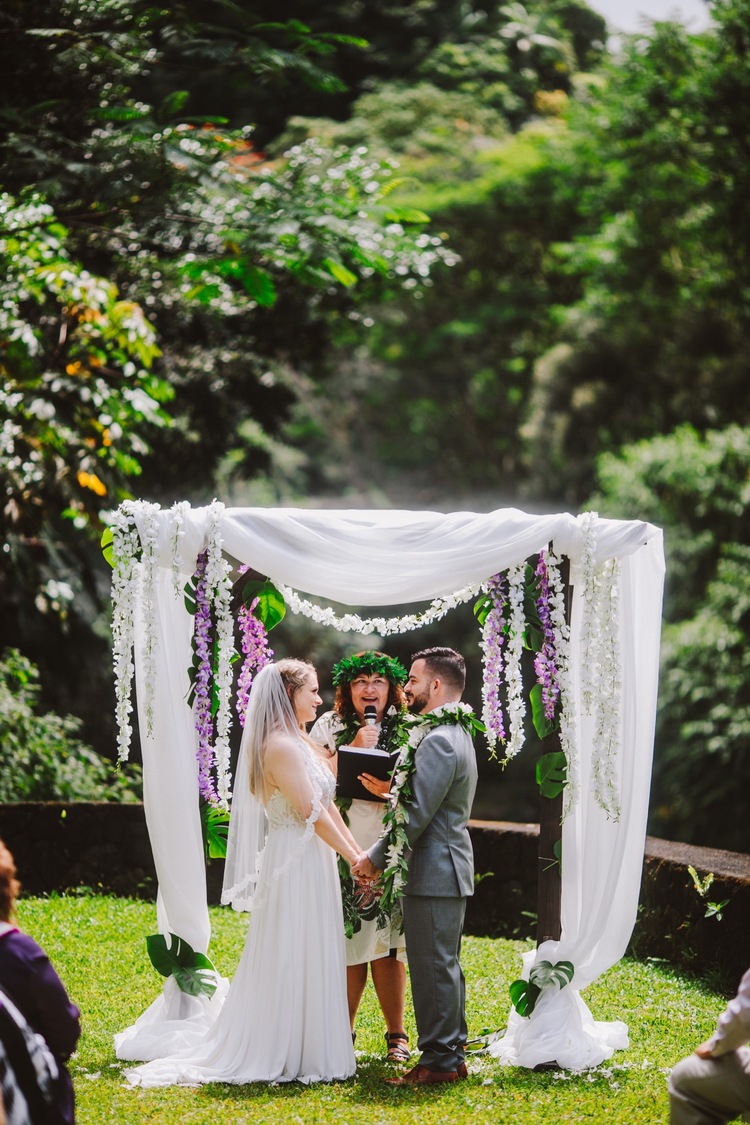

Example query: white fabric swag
[113,504,664,1071]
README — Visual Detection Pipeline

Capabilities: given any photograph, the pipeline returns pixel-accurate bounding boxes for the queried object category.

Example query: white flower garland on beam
[275,580,483,636]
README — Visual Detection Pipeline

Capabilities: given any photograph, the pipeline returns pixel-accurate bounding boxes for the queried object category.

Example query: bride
[127,659,360,1087]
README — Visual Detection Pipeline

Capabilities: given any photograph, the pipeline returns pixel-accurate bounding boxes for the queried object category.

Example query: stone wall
[1,803,748,985]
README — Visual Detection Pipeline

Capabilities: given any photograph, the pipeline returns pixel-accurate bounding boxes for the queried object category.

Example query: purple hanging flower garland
[236,595,274,726]
[192,550,219,806]
[480,572,508,754]
[533,551,561,723]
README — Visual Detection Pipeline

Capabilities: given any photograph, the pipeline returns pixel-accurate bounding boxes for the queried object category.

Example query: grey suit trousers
[403,894,467,1072]
[669,1048,750,1124]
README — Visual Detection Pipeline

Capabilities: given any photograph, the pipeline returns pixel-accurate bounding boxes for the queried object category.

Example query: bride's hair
[222,658,317,911]
[245,659,315,795]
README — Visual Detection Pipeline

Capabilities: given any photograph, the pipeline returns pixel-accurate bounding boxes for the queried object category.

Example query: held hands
[351,853,381,882]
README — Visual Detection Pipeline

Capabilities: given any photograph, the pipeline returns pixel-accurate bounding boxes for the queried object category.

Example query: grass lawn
[17,894,726,1125]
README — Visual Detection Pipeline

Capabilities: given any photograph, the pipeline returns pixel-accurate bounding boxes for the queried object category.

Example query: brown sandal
[385,1031,411,1062]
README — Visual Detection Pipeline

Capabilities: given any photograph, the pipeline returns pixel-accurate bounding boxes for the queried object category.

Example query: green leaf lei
[332,707,411,939]
[376,703,486,930]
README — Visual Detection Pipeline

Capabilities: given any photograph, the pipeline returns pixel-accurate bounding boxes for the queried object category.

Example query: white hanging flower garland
[504,562,527,759]
[204,500,235,807]
[110,502,140,762]
[576,511,623,819]
[545,549,579,818]
[578,510,599,714]
[136,501,161,739]
[275,580,483,636]
[169,500,191,595]
[589,557,622,819]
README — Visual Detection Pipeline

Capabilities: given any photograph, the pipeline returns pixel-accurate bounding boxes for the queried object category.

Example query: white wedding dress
[126,742,356,1087]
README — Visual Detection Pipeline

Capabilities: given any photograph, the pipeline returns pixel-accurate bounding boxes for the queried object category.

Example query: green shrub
[0,648,141,802]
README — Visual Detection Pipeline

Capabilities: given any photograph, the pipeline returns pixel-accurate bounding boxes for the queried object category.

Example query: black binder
[336,747,400,802]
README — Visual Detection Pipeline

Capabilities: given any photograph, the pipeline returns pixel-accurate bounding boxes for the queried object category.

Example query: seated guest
[669,965,750,1124]
[0,839,80,1124]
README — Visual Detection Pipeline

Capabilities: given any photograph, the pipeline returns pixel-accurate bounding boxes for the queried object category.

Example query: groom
[353,646,478,1085]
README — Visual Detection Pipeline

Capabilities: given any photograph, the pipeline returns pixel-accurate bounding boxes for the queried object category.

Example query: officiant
[311,651,412,1062]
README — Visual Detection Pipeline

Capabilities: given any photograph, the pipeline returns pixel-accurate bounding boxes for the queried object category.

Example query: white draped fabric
[114,505,664,1070]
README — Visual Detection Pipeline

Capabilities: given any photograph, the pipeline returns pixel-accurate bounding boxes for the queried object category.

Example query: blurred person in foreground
[0,838,80,1124]
[669,965,750,1124]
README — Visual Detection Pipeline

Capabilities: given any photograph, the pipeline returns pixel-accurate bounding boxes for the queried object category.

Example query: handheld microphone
[363,705,378,726]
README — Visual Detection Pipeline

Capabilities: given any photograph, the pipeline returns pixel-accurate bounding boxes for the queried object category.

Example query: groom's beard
[406,688,430,714]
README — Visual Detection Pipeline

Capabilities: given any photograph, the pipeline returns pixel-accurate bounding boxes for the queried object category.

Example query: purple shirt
[0,927,81,1124]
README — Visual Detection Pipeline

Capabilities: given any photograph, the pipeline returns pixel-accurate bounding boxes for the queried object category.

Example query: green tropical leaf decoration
[473,592,492,627]
[100,526,114,567]
[509,977,541,1018]
[530,959,575,991]
[240,578,286,631]
[530,683,558,740]
[510,959,575,1018]
[536,750,567,797]
[146,932,219,998]
[202,804,230,859]
[524,623,545,653]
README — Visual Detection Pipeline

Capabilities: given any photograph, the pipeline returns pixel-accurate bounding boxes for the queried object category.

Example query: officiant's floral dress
[126,740,355,1086]
[311,711,407,965]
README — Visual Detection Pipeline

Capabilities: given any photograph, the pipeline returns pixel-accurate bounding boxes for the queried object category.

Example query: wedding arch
[108,500,664,1070]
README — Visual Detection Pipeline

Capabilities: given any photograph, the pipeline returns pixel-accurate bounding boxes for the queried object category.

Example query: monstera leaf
[536,750,567,798]
[202,803,230,860]
[239,578,286,631]
[530,683,558,740]
[146,932,219,998]
[510,959,575,1018]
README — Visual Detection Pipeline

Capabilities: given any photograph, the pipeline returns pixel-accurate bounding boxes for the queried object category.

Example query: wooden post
[536,556,571,947]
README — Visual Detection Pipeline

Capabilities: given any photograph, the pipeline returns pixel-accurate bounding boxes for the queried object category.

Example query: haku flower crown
[331,651,407,687]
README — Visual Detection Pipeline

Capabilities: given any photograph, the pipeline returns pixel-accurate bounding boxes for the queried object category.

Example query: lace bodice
[265,742,335,828]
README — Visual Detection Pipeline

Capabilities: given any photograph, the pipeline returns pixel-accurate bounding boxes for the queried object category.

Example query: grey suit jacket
[369,720,478,897]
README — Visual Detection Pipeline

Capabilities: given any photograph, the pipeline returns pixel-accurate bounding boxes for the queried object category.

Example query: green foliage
[146,932,218,998]
[687,865,729,922]
[0,0,451,756]
[0,191,168,628]
[0,649,141,802]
